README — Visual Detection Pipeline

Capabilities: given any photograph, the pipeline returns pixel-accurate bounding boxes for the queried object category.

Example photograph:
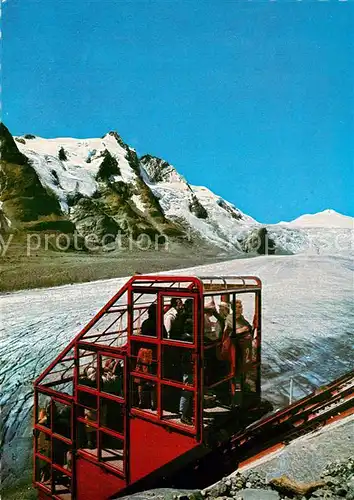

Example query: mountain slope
[7,129,256,250]
[1,124,352,257]
[280,209,353,229]
[0,123,63,225]
[140,155,257,249]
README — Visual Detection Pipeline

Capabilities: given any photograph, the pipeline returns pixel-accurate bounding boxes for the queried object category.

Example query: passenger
[84,409,96,449]
[203,300,217,387]
[164,298,183,339]
[102,358,123,396]
[234,299,252,334]
[179,299,194,425]
[181,298,193,342]
[37,405,51,483]
[204,300,218,342]
[52,403,71,440]
[52,403,69,466]
[222,299,252,405]
[80,365,97,388]
[135,347,155,410]
[64,451,72,472]
[141,303,157,336]
[223,299,252,336]
[209,301,231,400]
[216,301,230,338]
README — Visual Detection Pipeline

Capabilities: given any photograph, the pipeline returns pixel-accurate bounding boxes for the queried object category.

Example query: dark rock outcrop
[0,122,29,165]
[140,155,180,183]
[0,123,62,223]
[71,197,120,243]
[96,150,121,181]
[189,192,208,219]
[58,146,67,161]
[240,227,276,255]
[217,198,243,221]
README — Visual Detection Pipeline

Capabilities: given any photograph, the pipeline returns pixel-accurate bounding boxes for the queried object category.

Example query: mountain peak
[105,131,128,150]
[140,155,184,184]
[0,122,28,165]
[280,209,353,229]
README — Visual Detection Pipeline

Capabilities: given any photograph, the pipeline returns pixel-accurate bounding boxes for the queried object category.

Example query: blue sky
[2,0,353,223]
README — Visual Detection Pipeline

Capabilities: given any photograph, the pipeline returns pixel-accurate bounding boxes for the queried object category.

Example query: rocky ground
[201,457,354,500]
[5,455,354,500]
[116,455,354,500]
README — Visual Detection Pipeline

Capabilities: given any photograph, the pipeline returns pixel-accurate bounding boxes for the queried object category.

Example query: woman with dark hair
[141,303,157,337]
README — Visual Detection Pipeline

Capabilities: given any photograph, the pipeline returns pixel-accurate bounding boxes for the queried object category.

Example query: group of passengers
[36,401,72,483]
[80,358,124,395]
[204,299,253,400]
[78,358,124,449]
[137,296,253,424]
[137,298,194,423]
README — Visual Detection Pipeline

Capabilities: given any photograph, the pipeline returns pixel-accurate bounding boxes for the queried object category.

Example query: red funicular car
[33,275,263,500]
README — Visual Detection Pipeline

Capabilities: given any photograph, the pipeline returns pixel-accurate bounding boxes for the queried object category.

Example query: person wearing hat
[216,301,230,338]
[223,299,252,406]
[204,299,218,342]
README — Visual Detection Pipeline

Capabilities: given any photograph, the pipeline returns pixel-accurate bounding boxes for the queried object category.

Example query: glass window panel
[82,312,122,338]
[100,432,124,472]
[130,375,156,413]
[132,293,158,337]
[78,350,97,388]
[36,428,51,458]
[100,398,124,434]
[77,390,97,410]
[77,421,97,456]
[204,295,227,343]
[95,331,127,349]
[161,384,195,428]
[52,438,71,468]
[162,297,194,342]
[35,457,51,487]
[101,356,124,398]
[162,346,194,385]
[77,391,97,423]
[52,401,71,440]
[53,469,72,499]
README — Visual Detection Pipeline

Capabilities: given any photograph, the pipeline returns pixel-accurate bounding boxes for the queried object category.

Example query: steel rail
[228,371,354,460]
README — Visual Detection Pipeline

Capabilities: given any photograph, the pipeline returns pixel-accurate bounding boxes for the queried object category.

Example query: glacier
[1,253,353,487]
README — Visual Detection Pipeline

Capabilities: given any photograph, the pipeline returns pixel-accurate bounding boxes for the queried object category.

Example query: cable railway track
[233,369,354,460]
[177,370,354,490]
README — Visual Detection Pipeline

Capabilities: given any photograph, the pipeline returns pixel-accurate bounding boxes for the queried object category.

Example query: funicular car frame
[33,275,262,500]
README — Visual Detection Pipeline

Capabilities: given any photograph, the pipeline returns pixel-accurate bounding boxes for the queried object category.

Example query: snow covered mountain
[269,210,354,256]
[1,123,352,256]
[280,209,353,229]
[0,124,256,251]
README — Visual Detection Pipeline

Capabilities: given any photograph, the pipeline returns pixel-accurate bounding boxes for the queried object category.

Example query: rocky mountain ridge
[0,123,258,252]
[1,123,352,256]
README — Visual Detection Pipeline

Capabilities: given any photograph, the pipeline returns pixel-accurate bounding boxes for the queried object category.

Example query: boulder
[204,479,230,498]
[234,489,280,500]
[119,488,202,500]
[269,475,325,497]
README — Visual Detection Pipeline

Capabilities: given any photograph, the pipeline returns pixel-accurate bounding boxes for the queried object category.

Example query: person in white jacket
[164,297,183,339]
